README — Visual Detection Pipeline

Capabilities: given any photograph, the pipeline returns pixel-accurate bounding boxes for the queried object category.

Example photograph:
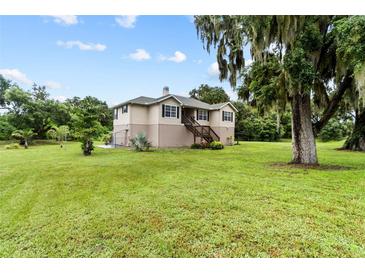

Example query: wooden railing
[182,114,220,143]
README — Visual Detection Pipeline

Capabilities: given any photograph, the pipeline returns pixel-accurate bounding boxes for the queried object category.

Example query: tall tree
[238,55,285,135]
[195,16,358,164]
[66,96,113,130]
[0,75,11,108]
[333,16,365,151]
[71,97,105,155]
[189,84,230,104]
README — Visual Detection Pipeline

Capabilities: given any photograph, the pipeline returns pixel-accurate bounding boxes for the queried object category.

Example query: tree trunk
[291,93,318,164]
[343,110,365,151]
[83,139,92,156]
[24,139,28,149]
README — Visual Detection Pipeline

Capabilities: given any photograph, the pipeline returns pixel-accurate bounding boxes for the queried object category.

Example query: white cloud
[56,40,106,51]
[50,15,78,25]
[0,68,33,85]
[52,95,67,102]
[129,49,151,61]
[115,16,138,28]
[208,62,220,77]
[160,51,187,63]
[44,81,62,89]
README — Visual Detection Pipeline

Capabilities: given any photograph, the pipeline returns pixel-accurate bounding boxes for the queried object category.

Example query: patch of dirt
[270,162,351,171]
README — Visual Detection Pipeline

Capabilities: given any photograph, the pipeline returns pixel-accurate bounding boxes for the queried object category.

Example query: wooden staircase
[182,114,220,144]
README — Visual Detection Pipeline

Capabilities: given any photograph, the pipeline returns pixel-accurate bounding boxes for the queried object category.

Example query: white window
[122,105,128,113]
[198,109,208,120]
[223,111,233,122]
[164,104,177,118]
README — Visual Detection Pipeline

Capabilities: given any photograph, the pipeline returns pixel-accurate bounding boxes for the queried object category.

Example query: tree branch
[313,71,353,135]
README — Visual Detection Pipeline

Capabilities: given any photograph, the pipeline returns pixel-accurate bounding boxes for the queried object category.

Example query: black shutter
[231,112,233,122]
[177,106,180,119]
[162,104,165,117]
[222,111,224,121]
[207,111,209,121]
[126,104,128,113]
[196,109,199,120]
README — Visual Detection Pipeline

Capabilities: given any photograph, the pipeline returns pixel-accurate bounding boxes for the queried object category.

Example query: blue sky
[0,16,251,106]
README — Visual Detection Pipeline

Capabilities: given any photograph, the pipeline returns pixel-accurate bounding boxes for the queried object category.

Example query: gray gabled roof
[113,96,156,108]
[113,94,237,111]
[210,102,238,112]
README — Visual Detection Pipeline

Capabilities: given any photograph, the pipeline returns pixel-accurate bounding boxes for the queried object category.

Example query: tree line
[190,84,353,143]
[0,76,113,154]
[1,75,357,158]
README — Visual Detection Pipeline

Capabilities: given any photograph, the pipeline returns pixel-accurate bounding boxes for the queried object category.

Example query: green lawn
[0,140,365,257]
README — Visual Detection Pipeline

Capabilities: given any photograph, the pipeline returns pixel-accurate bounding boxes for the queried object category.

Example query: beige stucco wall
[113,124,129,146]
[129,105,149,125]
[113,105,130,146]
[113,106,129,126]
[112,100,236,147]
[148,124,159,147]
[158,97,182,125]
[158,124,194,147]
[209,109,221,127]
[129,124,149,140]
[209,104,236,128]
[126,124,193,147]
[211,126,235,145]
[148,104,160,125]
[220,104,235,128]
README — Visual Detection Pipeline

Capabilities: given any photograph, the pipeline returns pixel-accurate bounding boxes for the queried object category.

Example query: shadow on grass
[269,162,352,171]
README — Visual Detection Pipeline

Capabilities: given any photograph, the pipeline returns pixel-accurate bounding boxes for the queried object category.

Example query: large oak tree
[195,16,364,164]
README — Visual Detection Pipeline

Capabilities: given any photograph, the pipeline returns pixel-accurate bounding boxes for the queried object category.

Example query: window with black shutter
[223,111,233,122]
[162,104,178,118]
[198,109,208,120]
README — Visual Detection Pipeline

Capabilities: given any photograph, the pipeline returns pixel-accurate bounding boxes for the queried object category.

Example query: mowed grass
[0,141,365,257]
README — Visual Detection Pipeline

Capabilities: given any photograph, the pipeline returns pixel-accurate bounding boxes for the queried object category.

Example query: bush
[319,118,350,142]
[191,143,202,149]
[234,103,282,142]
[209,141,224,150]
[0,118,16,140]
[130,132,151,151]
[102,132,112,145]
[236,116,280,142]
[5,143,20,149]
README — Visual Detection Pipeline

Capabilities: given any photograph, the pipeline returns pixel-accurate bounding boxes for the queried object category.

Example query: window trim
[163,104,178,118]
[197,109,208,121]
[223,111,233,122]
[121,104,128,114]
[114,108,119,120]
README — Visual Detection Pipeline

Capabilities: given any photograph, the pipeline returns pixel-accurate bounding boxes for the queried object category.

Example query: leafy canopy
[189,84,230,104]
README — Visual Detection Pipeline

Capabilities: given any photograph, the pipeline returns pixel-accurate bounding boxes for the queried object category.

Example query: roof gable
[113,93,235,111]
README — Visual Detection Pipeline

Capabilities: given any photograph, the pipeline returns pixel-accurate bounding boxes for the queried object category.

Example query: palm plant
[11,129,36,149]
[130,132,151,152]
[47,125,70,148]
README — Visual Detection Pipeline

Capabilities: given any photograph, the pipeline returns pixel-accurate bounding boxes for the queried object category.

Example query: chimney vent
[163,86,169,96]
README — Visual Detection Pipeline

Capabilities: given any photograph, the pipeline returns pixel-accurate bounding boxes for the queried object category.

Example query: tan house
[112,87,237,148]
